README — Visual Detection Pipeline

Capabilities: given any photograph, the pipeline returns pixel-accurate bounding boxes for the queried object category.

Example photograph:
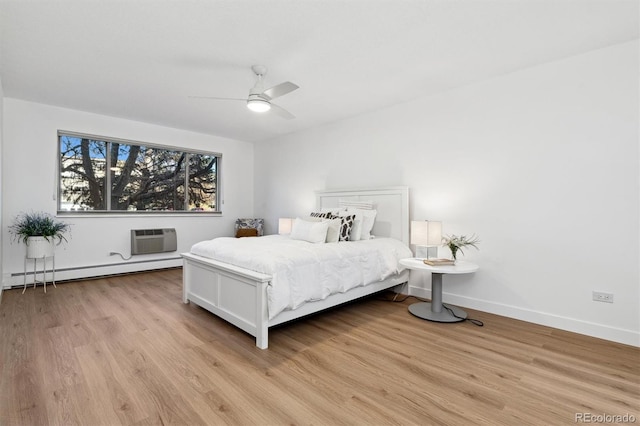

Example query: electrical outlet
[592,291,614,303]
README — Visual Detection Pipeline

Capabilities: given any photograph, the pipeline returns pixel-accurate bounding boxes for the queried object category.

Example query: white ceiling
[0,0,637,143]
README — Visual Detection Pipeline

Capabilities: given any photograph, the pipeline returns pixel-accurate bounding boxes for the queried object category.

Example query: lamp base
[416,246,440,259]
[425,246,438,259]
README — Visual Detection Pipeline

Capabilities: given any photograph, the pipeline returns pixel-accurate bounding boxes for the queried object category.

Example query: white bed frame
[181,187,410,349]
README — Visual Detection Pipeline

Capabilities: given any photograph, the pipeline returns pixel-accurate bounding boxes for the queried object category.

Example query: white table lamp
[411,220,442,258]
[278,218,293,235]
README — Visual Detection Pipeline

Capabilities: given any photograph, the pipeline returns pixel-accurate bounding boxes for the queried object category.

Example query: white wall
[0,76,4,303]
[2,99,254,286]
[254,41,639,346]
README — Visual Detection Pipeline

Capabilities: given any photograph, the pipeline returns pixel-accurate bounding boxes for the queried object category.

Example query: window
[58,132,220,213]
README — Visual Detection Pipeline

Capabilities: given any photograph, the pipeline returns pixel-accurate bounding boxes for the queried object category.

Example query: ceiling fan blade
[270,103,296,120]
[262,81,299,100]
[189,96,245,101]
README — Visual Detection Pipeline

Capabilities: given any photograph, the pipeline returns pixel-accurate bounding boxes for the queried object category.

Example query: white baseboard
[2,257,182,289]
[409,285,639,348]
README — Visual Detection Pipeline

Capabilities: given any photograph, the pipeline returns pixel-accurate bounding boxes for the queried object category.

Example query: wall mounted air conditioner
[131,228,177,255]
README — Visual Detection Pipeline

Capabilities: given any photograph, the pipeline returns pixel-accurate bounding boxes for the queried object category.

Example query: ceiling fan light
[247,98,271,113]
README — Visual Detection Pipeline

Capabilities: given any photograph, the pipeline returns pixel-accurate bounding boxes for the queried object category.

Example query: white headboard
[316,187,410,245]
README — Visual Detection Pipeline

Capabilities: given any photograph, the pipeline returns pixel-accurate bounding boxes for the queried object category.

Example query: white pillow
[350,219,362,241]
[347,208,377,240]
[290,218,329,243]
[303,216,340,243]
[324,218,341,243]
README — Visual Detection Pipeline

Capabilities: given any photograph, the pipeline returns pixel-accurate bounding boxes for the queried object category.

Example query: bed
[181,187,411,349]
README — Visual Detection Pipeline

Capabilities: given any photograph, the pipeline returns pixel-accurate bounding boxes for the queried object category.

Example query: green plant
[9,212,70,244]
[442,234,479,261]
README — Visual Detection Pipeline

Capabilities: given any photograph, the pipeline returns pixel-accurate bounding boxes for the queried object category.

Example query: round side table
[399,258,478,323]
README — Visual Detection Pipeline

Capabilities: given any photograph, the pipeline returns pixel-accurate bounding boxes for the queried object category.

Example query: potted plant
[442,234,480,262]
[9,212,70,258]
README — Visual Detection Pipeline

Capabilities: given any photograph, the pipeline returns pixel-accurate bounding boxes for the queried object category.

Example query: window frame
[57,130,222,215]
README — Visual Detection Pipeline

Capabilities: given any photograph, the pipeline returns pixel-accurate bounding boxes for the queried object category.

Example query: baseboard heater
[9,256,181,282]
[131,228,177,255]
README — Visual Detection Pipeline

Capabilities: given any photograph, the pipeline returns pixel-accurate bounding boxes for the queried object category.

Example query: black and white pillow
[338,214,356,241]
[310,211,334,219]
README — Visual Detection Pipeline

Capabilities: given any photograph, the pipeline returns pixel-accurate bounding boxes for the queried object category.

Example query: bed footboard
[182,253,272,349]
[183,251,409,350]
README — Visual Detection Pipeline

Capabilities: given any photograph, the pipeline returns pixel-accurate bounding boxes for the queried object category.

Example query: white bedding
[190,235,412,319]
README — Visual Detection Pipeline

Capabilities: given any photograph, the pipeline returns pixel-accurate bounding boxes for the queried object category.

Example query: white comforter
[190,235,412,318]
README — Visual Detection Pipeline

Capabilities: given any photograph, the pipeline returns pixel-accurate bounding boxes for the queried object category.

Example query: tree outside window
[59,133,219,213]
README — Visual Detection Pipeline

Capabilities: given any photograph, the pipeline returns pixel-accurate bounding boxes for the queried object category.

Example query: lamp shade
[278,218,293,234]
[410,220,442,246]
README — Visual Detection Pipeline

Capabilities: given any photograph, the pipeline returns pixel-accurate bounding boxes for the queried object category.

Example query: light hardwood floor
[0,269,638,425]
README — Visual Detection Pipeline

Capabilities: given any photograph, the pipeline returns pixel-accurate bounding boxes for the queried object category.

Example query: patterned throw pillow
[338,214,356,241]
[310,212,334,219]
[235,218,264,236]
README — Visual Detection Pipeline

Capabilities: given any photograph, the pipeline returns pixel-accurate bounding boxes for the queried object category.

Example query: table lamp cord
[443,303,484,326]
[386,292,484,327]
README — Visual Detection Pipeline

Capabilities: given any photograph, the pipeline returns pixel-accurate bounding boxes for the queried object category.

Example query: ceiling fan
[191,65,299,119]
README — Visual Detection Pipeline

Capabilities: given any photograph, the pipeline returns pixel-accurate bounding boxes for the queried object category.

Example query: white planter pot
[26,236,55,259]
